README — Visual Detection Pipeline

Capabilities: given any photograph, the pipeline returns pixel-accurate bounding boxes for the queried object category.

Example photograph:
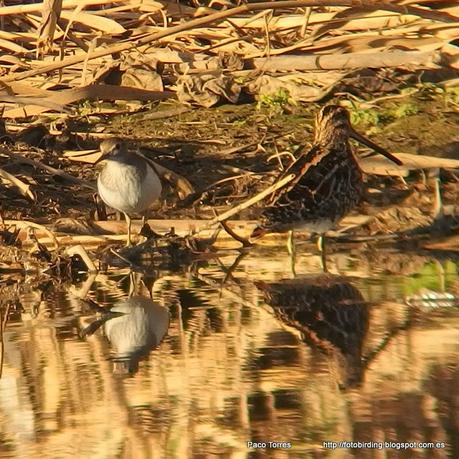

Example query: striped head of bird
[314,105,402,165]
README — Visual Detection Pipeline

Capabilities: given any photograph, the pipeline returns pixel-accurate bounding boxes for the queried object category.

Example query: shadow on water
[0,246,459,457]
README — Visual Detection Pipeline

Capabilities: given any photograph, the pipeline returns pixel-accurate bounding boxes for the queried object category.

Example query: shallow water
[1,244,458,458]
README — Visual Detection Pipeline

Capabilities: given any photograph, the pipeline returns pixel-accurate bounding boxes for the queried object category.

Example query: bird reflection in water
[81,296,170,374]
[255,275,369,390]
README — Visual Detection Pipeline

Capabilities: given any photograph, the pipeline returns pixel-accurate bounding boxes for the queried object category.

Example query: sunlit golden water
[1,245,458,458]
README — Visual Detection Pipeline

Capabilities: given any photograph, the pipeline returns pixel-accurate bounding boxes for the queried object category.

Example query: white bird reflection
[81,296,170,374]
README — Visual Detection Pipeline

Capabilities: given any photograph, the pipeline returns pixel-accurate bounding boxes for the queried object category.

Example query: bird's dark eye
[114,143,121,151]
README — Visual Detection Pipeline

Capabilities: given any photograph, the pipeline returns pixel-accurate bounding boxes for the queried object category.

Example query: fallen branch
[3,84,175,118]
[200,173,296,231]
[212,209,252,247]
[251,50,443,71]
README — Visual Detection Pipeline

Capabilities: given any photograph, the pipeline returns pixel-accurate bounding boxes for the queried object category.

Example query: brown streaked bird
[95,139,162,246]
[255,275,370,390]
[250,105,402,267]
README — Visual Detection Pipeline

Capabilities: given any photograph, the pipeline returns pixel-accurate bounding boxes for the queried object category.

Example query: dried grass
[0,0,458,269]
[0,1,456,116]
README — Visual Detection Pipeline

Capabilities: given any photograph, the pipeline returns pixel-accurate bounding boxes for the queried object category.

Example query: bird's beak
[94,153,106,165]
[350,129,402,166]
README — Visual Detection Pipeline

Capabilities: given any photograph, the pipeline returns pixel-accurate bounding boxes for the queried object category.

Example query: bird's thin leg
[287,230,297,277]
[124,213,132,247]
[433,176,444,219]
[316,234,323,252]
[141,208,149,229]
[139,210,160,245]
[317,234,328,272]
[140,213,147,242]
[287,230,295,255]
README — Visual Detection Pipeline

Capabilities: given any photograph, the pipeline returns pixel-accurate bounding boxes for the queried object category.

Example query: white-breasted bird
[95,138,162,246]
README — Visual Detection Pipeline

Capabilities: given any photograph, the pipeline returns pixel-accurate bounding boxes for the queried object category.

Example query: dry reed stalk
[59,9,126,34]
[3,219,59,249]
[0,93,67,112]
[360,153,459,176]
[0,302,11,379]
[91,219,256,236]
[7,213,376,249]
[37,0,63,56]
[199,173,296,232]
[25,233,126,247]
[0,0,120,16]
[0,167,35,200]
[251,50,443,71]
[66,244,97,272]
[0,147,96,190]
[3,85,175,118]
[2,1,456,83]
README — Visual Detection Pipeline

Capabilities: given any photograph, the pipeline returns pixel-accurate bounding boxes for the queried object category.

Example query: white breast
[295,219,336,233]
[104,297,170,357]
[97,160,162,214]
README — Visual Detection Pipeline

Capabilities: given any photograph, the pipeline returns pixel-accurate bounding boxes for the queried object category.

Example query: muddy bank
[1,92,458,226]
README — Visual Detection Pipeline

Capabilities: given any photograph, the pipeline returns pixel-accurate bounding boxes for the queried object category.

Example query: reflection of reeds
[0,302,11,379]
[1,254,459,456]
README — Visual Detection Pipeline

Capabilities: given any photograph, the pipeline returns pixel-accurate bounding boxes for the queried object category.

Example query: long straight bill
[350,130,403,166]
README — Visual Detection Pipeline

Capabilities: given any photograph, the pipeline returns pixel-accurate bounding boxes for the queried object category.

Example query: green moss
[256,88,296,115]
[390,101,420,119]
[349,108,381,128]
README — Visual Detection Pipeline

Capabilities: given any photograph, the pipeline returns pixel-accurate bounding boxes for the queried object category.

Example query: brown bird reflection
[81,296,170,374]
[255,275,369,390]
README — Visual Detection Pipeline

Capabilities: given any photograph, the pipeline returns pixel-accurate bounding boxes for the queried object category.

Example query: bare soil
[1,95,458,228]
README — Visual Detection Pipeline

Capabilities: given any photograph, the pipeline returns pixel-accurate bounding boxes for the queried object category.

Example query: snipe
[250,105,402,269]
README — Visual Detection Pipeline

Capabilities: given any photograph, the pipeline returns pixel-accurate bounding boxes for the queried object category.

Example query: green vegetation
[256,88,295,116]
[403,260,458,296]
[349,107,382,128]
[391,101,420,118]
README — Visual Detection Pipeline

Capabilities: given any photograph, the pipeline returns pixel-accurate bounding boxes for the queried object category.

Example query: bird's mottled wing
[267,144,330,206]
